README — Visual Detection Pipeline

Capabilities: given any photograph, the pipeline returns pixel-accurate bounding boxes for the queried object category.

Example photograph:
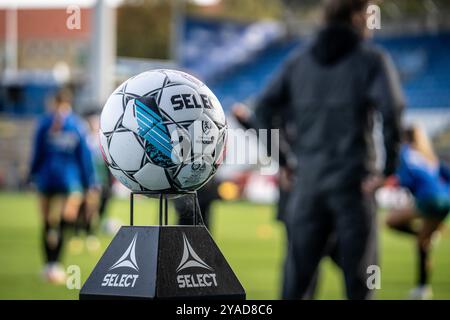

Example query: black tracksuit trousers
[282,187,377,300]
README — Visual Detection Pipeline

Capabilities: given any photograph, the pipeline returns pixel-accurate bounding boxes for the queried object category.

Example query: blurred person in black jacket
[233,0,404,299]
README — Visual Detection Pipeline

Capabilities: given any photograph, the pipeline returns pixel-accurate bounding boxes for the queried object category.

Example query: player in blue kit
[29,89,96,284]
[386,125,450,299]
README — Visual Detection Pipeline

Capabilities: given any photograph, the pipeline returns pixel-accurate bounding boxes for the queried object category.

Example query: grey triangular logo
[176,233,213,272]
[109,233,139,272]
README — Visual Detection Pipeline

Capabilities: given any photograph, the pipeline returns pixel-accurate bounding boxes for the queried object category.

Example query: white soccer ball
[99,69,227,193]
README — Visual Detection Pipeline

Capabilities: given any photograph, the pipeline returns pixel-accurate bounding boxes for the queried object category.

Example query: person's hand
[361,174,384,195]
[231,103,251,123]
[384,175,399,188]
[279,166,295,191]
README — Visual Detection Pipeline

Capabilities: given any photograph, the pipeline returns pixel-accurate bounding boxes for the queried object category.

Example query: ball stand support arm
[129,191,201,227]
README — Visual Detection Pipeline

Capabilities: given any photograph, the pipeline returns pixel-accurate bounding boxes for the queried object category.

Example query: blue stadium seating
[0,73,59,116]
[185,23,450,112]
[377,32,450,109]
[207,40,301,112]
[2,18,449,116]
[182,16,283,82]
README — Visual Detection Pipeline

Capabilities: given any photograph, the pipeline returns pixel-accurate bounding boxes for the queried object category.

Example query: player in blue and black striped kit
[29,89,96,284]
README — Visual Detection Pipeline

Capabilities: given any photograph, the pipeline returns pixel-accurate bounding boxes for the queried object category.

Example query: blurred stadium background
[0,0,449,299]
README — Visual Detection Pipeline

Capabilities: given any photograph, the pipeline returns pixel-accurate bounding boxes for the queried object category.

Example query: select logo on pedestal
[176,233,218,289]
[81,226,244,299]
[102,233,139,288]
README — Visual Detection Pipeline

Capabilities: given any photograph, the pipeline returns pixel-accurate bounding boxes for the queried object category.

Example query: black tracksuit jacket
[253,25,404,192]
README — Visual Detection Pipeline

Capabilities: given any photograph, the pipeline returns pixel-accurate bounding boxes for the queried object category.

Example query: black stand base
[79,225,245,300]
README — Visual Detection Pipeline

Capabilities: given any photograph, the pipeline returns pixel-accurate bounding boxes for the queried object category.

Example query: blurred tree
[117,0,171,59]
[188,0,283,21]
[117,0,284,60]
[116,0,450,60]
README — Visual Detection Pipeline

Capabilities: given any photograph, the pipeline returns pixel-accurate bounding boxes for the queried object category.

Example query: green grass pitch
[0,192,449,299]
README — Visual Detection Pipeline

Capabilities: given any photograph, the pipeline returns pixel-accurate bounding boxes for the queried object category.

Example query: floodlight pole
[170,0,185,64]
[5,4,18,73]
[90,0,117,108]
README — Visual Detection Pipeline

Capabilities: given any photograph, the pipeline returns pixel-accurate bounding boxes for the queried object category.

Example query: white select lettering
[177,273,218,288]
[102,274,139,288]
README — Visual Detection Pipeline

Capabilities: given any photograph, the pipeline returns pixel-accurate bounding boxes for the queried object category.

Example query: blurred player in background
[71,110,114,253]
[234,0,404,299]
[386,125,450,299]
[85,111,114,231]
[28,89,96,283]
